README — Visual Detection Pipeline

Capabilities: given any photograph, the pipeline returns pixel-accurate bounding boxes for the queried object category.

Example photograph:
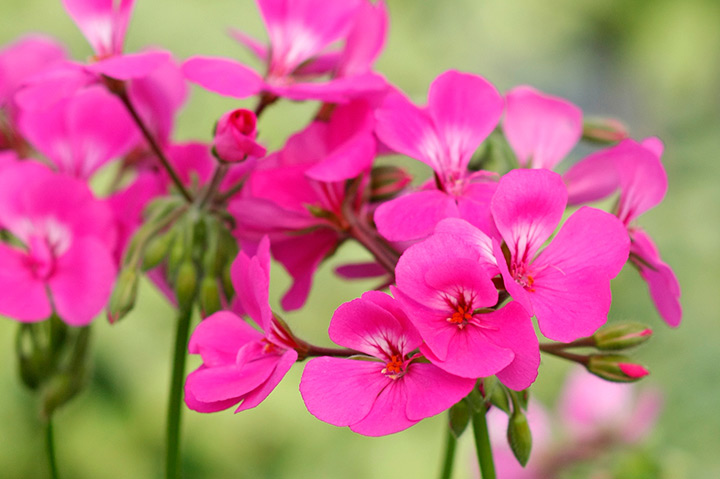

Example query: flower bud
[141,229,176,271]
[107,268,139,323]
[199,276,222,317]
[175,261,198,309]
[370,165,412,201]
[592,322,653,351]
[213,109,266,162]
[586,354,650,382]
[582,117,629,144]
[507,410,532,466]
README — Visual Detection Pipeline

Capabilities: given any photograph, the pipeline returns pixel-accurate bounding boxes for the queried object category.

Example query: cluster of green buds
[107,194,238,322]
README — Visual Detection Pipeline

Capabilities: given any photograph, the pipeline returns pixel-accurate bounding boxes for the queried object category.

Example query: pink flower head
[492,169,629,342]
[183,0,387,103]
[185,237,298,413]
[503,86,583,170]
[374,70,503,241]
[393,219,539,389]
[0,162,117,325]
[61,0,169,79]
[213,109,266,162]
[230,100,376,310]
[564,139,681,327]
[300,291,475,436]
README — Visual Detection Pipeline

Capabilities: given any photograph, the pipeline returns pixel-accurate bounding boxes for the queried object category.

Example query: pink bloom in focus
[185,237,298,413]
[503,86,583,170]
[492,169,629,342]
[183,0,387,103]
[17,85,137,179]
[213,109,266,162]
[0,162,117,326]
[300,291,475,436]
[564,139,682,326]
[374,70,503,241]
[393,219,539,389]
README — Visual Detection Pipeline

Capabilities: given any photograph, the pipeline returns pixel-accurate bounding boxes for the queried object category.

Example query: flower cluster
[0,0,681,475]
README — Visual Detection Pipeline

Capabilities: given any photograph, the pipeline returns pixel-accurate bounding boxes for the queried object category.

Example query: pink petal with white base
[374,190,458,242]
[182,57,263,98]
[615,139,668,225]
[61,0,136,55]
[492,169,567,262]
[231,237,272,329]
[504,86,582,169]
[427,71,503,173]
[0,244,52,321]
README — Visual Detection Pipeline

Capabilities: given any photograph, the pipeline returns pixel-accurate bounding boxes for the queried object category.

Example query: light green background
[1,1,718,477]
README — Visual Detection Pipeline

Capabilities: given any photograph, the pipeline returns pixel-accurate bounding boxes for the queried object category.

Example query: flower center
[511,262,536,292]
[381,354,406,380]
[446,293,474,329]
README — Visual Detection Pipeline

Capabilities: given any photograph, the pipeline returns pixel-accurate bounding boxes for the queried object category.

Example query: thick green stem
[439,425,457,479]
[165,304,194,479]
[45,418,59,479]
[472,406,496,479]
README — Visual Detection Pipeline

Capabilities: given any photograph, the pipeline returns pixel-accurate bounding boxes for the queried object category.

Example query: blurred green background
[1,0,718,478]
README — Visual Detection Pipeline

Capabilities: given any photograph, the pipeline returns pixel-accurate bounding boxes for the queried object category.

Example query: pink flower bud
[213,109,266,162]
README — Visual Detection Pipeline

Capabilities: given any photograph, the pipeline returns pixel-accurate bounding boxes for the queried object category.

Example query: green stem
[472,406,496,479]
[166,304,194,479]
[45,418,59,479]
[439,425,457,479]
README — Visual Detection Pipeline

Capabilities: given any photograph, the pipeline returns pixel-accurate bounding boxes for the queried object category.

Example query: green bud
[586,354,650,382]
[448,400,471,439]
[582,117,628,144]
[507,410,532,467]
[369,165,412,202]
[592,322,653,351]
[16,324,46,390]
[175,261,198,308]
[199,276,222,317]
[221,263,235,301]
[107,268,139,323]
[141,229,176,271]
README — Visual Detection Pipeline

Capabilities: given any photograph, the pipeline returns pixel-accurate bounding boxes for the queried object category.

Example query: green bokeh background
[1,1,718,478]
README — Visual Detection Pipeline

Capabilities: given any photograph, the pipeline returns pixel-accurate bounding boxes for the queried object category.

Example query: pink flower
[213,109,266,162]
[183,0,387,103]
[373,70,503,241]
[184,237,298,413]
[564,139,681,327]
[393,220,539,389]
[17,85,137,179]
[0,162,117,326]
[503,86,583,170]
[492,169,629,342]
[300,291,475,436]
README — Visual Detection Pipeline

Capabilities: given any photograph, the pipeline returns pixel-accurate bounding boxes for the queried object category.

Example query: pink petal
[13,62,95,111]
[49,237,116,326]
[268,72,387,103]
[350,380,417,436]
[336,0,388,77]
[300,357,388,427]
[184,382,243,413]
[433,218,498,272]
[491,169,567,262]
[328,292,421,357]
[61,0,135,55]
[86,50,171,80]
[231,237,272,330]
[403,362,475,420]
[227,28,268,61]
[615,139,668,225]
[234,349,298,411]
[188,311,264,366]
[631,229,681,327]
[0,244,52,322]
[374,190,459,242]
[427,70,503,173]
[564,145,622,205]
[182,57,263,98]
[503,86,582,169]
[185,357,275,403]
[305,130,376,182]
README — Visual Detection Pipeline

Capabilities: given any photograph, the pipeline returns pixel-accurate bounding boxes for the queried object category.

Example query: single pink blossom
[393,220,539,389]
[503,86,583,170]
[185,237,298,413]
[492,169,629,342]
[300,291,475,436]
[373,70,503,241]
[0,162,116,325]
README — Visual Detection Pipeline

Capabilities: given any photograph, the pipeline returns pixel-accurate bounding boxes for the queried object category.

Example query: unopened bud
[41,371,85,419]
[213,109,266,162]
[448,400,471,439]
[175,261,198,308]
[107,268,139,323]
[370,165,412,201]
[507,410,532,467]
[142,229,176,271]
[582,117,629,144]
[593,322,653,351]
[199,277,222,317]
[587,354,650,382]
